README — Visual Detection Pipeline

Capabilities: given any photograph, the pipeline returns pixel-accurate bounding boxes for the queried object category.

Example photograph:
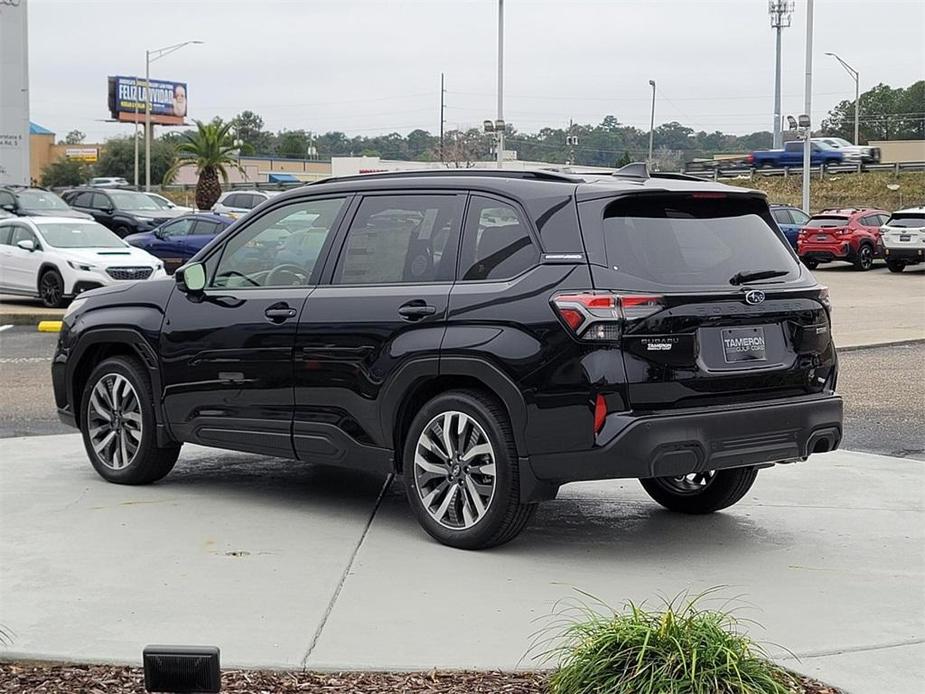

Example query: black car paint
[63,188,185,237]
[53,173,842,500]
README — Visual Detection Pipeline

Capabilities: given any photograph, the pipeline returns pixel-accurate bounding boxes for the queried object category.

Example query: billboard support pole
[133,90,139,189]
[144,51,151,191]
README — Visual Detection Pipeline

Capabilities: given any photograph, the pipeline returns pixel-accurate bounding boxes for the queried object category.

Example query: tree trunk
[195,166,222,211]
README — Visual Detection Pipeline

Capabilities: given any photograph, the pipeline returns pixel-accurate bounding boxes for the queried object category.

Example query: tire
[402,389,536,550]
[854,244,874,271]
[802,257,819,270]
[79,356,180,485]
[38,268,65,308]
[887,260,906,273]
[113,224,132,238]
[640,467,758,514]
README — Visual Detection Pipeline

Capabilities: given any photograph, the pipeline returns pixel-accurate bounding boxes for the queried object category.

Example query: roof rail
[311,168,582,186]
[650,171,715,182]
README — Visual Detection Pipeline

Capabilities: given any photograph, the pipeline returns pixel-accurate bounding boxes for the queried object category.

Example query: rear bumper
[883,247,925,263]
[799,242,851,262]
[528,394,843,484]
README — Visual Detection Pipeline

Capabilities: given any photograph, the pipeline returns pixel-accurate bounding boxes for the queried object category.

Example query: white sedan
[0,217,167,307]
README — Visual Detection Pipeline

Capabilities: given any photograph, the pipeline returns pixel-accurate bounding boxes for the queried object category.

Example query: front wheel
[887,259,906,273]
[854,244,874,271]
[640,467,758,514]
[39,269,65,308]
[80,356,181,485]
[402,390,536,550]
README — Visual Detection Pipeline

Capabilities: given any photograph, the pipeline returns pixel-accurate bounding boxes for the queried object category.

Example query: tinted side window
[73,192,92,207]
[192,220,223,236]
[460,196,538,281]
[241,194,259,209]
[334,195,461,285]
[90,193,110,210]
[0,225,12,245]
[212,197,347,288]
[878,214,891,226]
[0,191,15,208]
[771,209,792,225]
[161,219,195,237]
[222,194,239,208]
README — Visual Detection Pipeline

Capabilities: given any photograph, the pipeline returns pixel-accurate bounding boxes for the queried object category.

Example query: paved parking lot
[0,437,922,693]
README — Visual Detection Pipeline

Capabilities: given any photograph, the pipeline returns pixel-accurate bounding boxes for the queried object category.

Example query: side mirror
[154,227,167,240]
[1,204,14,212]
[16,239,35,252]
[176,262,206,294]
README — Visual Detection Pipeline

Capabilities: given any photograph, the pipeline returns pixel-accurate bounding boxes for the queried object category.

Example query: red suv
[798,208,891,271]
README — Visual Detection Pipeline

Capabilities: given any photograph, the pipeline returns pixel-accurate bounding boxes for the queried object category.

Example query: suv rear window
[806,216,848,228]
[886,214,925,228]
[599,195,799,290]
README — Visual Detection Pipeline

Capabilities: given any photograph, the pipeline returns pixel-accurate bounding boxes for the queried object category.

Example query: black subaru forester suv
[52,166,842,549]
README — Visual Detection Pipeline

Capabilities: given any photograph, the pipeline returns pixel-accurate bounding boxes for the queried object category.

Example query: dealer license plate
[721,327,767,364]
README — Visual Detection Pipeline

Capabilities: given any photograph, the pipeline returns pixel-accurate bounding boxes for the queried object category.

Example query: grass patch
[536,590,797,694]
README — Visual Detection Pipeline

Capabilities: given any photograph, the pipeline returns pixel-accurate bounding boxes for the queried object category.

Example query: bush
[40,157,91,188]
[538,591,796,694]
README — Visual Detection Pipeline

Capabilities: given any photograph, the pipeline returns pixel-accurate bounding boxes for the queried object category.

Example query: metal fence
[682,161,925,180]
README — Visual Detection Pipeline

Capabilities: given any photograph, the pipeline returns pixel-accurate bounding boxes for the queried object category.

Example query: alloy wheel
[413,411,497,530]
[858,246,873,270]
[656,470,716,495]
[87,373,143,470]
[40,273,61,307]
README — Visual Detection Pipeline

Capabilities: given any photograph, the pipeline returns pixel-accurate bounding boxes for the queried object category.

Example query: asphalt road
[0,325,922,459]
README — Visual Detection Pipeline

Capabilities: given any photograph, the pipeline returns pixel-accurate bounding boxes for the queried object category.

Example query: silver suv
[211,190,277,219]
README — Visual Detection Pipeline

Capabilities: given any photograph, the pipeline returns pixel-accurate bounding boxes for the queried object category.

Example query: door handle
[265,304,297,322]
[398,302,437,320]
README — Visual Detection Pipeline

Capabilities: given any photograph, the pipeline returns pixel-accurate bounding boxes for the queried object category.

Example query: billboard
[65,147,99,162]
[107,76,188,125]
[0,0,30,185]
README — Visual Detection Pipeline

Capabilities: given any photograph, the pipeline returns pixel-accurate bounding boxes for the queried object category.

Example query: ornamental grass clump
[539,592,797,694]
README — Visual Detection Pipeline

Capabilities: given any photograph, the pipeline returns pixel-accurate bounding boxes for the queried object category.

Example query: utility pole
[133,84,140,189]
[802,0,814,215]
[566,119,577,165]
[496,0,505,167]
[648,80,656,163]
[439,73,446,163]
[769,1,794,149]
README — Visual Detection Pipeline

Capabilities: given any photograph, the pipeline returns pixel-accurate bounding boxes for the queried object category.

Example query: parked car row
[770,203,925,272]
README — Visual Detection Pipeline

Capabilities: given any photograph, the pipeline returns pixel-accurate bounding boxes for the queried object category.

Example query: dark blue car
[124,213,232,273]
[770,204,811,250]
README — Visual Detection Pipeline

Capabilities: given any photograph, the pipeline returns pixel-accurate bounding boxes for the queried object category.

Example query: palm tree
[164,119,241,210]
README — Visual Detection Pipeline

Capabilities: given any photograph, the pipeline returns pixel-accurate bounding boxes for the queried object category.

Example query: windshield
[147,194,172,209]
[17,189,70,210]
[37,221,126,248]
[107,190,161,211]
[887,214,925,229]
[599,195,800,290]
[807,216,849,228]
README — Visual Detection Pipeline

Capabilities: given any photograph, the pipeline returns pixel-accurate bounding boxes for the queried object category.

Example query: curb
[838,337,925,352]
[0,312,64,326]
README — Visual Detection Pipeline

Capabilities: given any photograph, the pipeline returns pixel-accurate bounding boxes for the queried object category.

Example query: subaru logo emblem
[745,290,766,305]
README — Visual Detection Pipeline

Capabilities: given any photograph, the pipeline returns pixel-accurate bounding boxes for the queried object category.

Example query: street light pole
[769,1,794,149]
[496,0,504,167]
[648,80,656,163]
[825,52,860,145]
[144,40,203,191]
[802,0,814,215]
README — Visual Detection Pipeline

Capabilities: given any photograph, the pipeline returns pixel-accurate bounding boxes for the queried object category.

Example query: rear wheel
[39,269,65,308]
[402,390,536,550]
[80,356,180,485]
[854,244,874,271]
[887,259,906,273]
[640,467,758,514]
[113,224,132,238]
[802,257,819,270]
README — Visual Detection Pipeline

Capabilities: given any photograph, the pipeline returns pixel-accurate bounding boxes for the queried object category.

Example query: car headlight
[67,260,97,272]
[63,297,88,319]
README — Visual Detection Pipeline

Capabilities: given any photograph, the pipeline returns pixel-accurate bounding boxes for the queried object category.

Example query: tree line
[41,80,923,188]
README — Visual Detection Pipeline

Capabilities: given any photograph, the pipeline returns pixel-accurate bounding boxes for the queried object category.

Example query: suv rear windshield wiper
[729,269,790,285]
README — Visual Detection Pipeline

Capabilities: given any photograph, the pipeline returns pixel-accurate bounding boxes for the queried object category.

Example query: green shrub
[538,591,796,694]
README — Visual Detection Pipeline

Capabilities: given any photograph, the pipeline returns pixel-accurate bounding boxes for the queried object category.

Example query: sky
[25,0,925,144]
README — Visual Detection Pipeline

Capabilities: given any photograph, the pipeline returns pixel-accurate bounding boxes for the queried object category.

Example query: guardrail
[682,161,925,180]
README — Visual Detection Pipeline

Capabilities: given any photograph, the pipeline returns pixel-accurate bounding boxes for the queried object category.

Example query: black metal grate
[106,266,153,281]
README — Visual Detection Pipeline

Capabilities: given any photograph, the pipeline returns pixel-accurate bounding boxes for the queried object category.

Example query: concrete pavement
[1,434,922,693]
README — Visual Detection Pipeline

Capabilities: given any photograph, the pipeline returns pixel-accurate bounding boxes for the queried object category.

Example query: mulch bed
[0,663,842,693]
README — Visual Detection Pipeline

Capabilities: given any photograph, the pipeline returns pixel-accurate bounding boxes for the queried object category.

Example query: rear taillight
[593,394,607,434]
[551,292,664,341]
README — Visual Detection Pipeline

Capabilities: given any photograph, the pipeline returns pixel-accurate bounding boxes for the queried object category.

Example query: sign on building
[65,147,99,163]
[107,76,188,125]
[0,0,30,185]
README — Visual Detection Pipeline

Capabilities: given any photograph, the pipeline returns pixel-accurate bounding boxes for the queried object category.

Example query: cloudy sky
[26,0,925,143]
